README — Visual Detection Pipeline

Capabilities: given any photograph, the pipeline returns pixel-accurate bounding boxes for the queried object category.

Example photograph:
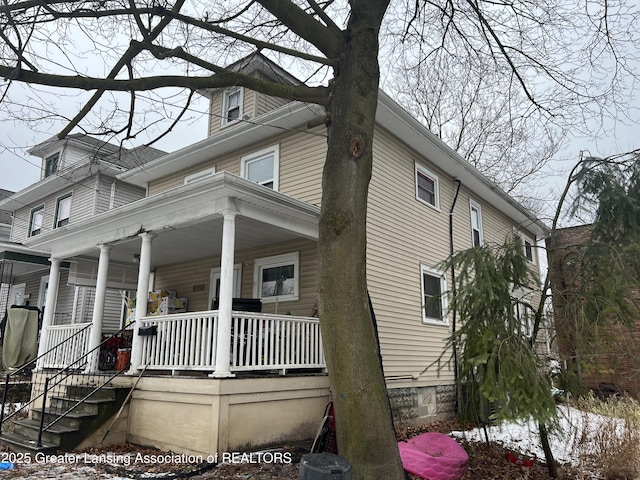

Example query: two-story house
[0,135,165,336]
[3,54,547,455]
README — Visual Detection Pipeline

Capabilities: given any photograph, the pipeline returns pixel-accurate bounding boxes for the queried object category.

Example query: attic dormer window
[44,152,59,178]
[222,88,242,125]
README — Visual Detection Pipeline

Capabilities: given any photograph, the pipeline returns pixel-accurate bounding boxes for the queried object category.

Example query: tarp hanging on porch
[2,306,40,369]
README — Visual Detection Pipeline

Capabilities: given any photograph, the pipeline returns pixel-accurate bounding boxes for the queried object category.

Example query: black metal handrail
[0,322,133,443]
[32,323,134,447]
[0,322,92,432]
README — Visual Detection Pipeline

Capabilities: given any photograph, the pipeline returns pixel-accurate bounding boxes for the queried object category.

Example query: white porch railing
[138,311,325,374]
[37,322,92,369]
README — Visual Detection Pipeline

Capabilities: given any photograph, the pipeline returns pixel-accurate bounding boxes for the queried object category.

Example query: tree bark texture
[317,3,404,479]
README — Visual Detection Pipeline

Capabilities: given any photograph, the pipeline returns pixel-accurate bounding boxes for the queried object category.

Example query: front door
[208,265,242,309]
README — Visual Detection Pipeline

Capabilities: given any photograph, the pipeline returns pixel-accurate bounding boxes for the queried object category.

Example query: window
[514,232,535,263]
[29,206,44,237]
[184,167,216,185]
[512,301,534,337]
[469,199,484,247]
[253,252,299,303]
[241,145,279,190]
[222,88,242,125]
[415,163,440,209]
[420,265,448,324]
[44,152,59,178]
[55,193,72,228]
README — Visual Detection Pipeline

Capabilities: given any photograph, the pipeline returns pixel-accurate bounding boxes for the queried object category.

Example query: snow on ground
[451,405,616,466]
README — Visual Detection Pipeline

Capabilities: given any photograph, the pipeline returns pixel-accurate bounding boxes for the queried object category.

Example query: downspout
[449,179,462,415]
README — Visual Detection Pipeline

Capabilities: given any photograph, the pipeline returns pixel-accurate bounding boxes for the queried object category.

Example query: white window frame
[29,205,45,237]
[514,230,536,264]
[54,192,72,228]
[415,163,440,210]
[221,87,243,126]
[253,252,299,303]
[241,144,280,191]
[420,264,448,325]
[184,166,216,185]
[469,199,484,247]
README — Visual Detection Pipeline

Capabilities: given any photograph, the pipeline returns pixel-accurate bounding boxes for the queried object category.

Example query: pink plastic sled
[398,432,469,480]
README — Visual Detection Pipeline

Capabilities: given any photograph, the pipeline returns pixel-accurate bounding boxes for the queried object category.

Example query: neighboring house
[0,135,165,331]
[548,224,640,397]
[10,54,548,455]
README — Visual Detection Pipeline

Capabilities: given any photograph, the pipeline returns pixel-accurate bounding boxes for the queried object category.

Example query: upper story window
[253,252,299,303]
[55,193,72,228]
[469,199,484,247]
[420,264,448,325]
[44,152,60,178]
[415,163,440,210]
[184,167,216,185]
[29,205,45,237]
[514,231,536,263]
[222,87,242,126]
[241,145,279,191]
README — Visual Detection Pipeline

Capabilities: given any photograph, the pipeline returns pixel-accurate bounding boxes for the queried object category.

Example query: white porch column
[86,244,111,372]
[35,257,61,368]
[129,232,154,373]
[213,211,237,377]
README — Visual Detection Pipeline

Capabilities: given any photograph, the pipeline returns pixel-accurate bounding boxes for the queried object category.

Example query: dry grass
[574,394,640,480]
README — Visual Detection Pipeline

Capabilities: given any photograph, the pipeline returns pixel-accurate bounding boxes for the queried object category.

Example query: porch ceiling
[103,215,307,267]
[25,172,320,266]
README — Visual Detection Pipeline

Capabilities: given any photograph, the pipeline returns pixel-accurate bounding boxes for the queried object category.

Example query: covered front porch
[27,172,326,378]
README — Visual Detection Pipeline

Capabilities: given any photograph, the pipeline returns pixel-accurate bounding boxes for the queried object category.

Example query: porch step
[0,385,128,454]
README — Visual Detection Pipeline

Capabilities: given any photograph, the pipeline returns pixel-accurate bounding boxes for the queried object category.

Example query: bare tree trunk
[538,423,558,478]
[317,3,403,479]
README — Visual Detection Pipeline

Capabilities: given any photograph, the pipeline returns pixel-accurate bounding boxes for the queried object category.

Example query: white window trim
[469,198,484,247]
[420,264,449,326]
[221,87,243,127]
[29,205,45,237]
[514,229,536,264]
[253,252,299,303]
[184,166,216,185]
[54,192,72,228]
[415,163,440,211]
[241,144,280,191]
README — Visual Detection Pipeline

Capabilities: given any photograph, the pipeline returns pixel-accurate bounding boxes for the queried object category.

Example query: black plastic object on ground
[298,452,352,480]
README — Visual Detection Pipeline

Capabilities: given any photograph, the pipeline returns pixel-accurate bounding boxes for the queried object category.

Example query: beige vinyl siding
[278,127,325,205]
[256,93,289,117]
[148,126,326,205]
[366,126,544,387]
[147,149,241,196]
[152,238,317,318]
[207,91,224,136]
[367,127,454,386]
[207,88,256,136]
